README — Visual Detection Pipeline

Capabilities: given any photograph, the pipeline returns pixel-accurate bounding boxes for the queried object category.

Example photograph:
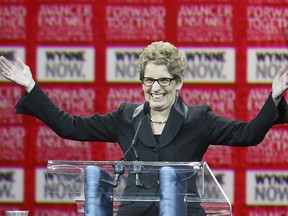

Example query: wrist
[272,92,281,106]
[25,79,35,93]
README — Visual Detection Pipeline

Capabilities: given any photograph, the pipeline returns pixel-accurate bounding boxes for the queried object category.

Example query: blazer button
[152,147,158,152]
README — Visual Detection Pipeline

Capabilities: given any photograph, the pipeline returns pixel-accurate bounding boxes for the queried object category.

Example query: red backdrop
[0,0,288,215]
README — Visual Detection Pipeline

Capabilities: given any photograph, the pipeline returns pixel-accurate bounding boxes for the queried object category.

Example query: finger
[0,57,20,78]
[277,65,287,78]
[1,71,14,81]
[0,56,13,69]
[16,57,25,69]
[282,65,288,79]
[0,57,10,72]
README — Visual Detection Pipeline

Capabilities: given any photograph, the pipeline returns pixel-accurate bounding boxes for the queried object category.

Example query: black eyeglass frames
[140,77,175,87]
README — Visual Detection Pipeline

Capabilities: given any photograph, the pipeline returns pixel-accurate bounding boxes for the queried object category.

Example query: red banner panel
[0,0,288,215]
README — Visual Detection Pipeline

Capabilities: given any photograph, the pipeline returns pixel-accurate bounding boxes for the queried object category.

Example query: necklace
[148,116,167,124]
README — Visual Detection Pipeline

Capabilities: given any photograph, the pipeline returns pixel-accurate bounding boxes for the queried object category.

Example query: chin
[150,101,166,108]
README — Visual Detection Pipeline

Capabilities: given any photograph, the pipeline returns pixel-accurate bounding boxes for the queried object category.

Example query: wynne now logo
[37,47,95,82]
[180,47,235,83]
[36,168,82,203]
[0,168,24,202]
[246,170,288,205]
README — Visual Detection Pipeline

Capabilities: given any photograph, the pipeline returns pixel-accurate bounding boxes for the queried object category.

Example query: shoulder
[119,102,139,110]
[184,104,213,122]
[183,104,214,125]
[187,104,212,115]
[118,102,140,118]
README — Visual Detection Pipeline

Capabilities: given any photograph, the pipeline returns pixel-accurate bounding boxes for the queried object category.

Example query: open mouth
[150,93,166,100]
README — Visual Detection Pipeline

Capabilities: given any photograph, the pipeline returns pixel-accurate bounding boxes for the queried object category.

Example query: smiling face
[142,63,183,112]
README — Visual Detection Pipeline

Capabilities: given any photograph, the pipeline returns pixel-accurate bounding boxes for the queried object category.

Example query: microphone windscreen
[159,166,187,216]
[143,101,150,114]
[84,166,113,216]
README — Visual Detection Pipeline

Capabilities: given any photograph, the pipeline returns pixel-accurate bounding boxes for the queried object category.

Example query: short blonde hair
[136,41,186,81]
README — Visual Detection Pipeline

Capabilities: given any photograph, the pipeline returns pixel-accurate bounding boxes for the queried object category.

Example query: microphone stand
[98,161,125,187]
[101,102,150,188]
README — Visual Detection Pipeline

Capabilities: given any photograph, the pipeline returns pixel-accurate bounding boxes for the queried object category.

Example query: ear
[176,80,183,91]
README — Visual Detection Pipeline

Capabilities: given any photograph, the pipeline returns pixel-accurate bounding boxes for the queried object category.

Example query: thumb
[276,64,287,78]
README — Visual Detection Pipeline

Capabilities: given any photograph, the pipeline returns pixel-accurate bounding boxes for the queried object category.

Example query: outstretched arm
[272,65,288,106]
[0,56,35,92]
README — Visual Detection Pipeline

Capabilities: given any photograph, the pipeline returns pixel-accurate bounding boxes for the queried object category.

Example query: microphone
[122,101,150,188]
[101,101,150,187]
[143,101,151,114]
[100,163,125,187]
[121,101,150,160]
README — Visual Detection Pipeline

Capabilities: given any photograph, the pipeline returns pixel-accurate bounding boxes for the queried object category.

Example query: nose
[151,81,162,91]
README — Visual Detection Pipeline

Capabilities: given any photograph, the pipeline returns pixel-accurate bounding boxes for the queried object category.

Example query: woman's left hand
[272,65,288,105]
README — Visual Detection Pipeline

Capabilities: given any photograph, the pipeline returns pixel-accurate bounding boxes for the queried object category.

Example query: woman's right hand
[0,56,35,92]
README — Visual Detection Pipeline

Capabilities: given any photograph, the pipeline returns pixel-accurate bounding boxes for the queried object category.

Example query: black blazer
[16,84,288,162]
[15,84,288,215]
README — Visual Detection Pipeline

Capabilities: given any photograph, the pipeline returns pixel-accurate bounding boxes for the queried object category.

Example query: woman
[1,41,288,216]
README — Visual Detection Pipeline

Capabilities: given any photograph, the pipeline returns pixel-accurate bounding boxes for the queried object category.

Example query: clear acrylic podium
[47,160,232,216]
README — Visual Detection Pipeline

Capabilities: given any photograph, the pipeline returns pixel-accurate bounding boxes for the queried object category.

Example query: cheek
[166,87,177,95]
[142,85,151,93]
[142,86,150,97]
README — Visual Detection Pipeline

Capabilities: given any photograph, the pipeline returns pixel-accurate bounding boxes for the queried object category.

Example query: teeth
[151,93,164,99]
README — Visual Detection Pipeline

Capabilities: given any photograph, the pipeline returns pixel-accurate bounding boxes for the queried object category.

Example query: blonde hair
[136,41,186,81]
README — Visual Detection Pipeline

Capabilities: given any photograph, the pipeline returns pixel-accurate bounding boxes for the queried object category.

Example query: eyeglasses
[140,77,175,87]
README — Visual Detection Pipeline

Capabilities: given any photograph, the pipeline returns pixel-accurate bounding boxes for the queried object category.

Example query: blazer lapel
[158,94,188,148]
[132,95,188,149]
[132,104,157,148]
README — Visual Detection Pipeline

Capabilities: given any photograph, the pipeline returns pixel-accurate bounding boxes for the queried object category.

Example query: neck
[148,116,167,124]
[149,109,170,122]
